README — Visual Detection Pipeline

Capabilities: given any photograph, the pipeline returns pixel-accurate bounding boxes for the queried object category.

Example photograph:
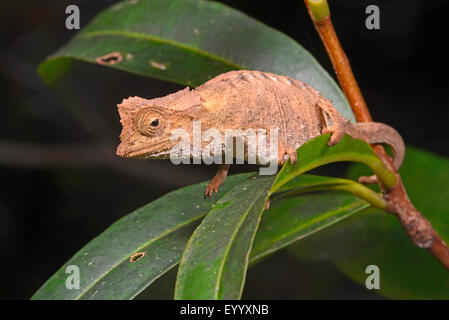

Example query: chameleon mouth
[116,141,168,159]
[116,144,151,158]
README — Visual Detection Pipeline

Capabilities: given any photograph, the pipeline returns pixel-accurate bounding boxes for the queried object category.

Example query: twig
[304,0,449,269]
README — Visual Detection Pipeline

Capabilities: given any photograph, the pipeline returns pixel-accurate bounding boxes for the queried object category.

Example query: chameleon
[116,70,404,197]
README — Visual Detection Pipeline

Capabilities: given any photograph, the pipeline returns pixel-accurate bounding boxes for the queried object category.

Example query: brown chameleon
[116,70,404,197]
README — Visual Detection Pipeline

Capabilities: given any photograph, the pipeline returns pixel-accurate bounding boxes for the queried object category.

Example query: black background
[0,0,448,299]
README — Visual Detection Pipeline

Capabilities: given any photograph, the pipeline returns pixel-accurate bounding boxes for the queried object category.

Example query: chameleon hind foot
[322,125,344,146]
[317,99,345,146]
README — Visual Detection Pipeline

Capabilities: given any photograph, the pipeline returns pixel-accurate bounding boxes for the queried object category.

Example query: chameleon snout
[116,142,129,157]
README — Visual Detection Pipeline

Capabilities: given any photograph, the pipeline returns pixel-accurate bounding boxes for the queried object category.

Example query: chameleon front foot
[204,164,230,199]
[204,180,219,199]
[278,147,298,166]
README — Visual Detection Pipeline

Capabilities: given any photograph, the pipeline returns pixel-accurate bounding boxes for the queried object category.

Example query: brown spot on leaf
[130,251,145,262]
[96,52,123,65]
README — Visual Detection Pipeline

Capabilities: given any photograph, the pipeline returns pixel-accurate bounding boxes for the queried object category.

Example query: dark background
[1,0,448,299]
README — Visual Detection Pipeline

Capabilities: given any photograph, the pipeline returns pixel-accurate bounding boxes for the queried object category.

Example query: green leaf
[274,173,386,209]
[175,175,274,300]
[33,173,368,300]
[289,146,449,299]
[31,173,253,300]
[38,0,354,120]
[250,175,370,264]
[271,134,396,192]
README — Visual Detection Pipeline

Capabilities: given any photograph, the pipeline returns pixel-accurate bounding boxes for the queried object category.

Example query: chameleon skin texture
[116,70,404,169]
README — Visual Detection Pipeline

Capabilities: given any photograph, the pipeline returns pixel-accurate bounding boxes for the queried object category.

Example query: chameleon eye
[136,109,164,136]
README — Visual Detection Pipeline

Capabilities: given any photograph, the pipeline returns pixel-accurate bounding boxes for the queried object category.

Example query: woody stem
[303,0,449,269]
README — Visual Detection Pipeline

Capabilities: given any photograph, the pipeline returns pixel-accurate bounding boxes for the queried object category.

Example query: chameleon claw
[204,166,229,199]
[204,171,227,199]
[277,148,297,166]
[287,150,297,165]
[322,126,344,146]
[204,184,217,199]
[278,156,285,166]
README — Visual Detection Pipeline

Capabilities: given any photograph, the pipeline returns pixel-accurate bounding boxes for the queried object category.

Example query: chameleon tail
[344,121,405,170]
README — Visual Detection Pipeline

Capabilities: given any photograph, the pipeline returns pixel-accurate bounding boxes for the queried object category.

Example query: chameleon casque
[116,70,404,197]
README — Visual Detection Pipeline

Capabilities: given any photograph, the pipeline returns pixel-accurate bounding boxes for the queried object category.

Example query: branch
[304,0,449,269]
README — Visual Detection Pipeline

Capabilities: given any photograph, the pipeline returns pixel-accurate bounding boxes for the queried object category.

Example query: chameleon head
[116,97,182,159]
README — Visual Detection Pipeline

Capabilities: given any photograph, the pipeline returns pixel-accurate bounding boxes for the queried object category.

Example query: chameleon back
[194,70,330,149]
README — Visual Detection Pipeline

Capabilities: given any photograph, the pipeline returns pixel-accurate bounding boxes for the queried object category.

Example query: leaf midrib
[82,30,243,70]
